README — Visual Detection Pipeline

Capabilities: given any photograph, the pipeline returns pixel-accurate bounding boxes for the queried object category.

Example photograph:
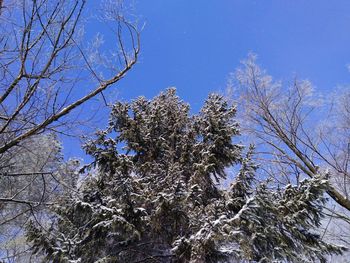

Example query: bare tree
[0,0,139,220]
[0,0,139,261]
[230,54,350,253]
[0,0,140,155]
[0,134,79,262]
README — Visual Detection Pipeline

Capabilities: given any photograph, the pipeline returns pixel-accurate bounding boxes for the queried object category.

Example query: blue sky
[63,0,350,159]
[117,0,350,102]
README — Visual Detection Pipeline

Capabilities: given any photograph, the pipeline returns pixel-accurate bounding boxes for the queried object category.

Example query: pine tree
[27,89,345,262]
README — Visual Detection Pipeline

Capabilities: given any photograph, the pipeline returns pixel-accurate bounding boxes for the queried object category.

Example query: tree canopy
[27,89,344,262]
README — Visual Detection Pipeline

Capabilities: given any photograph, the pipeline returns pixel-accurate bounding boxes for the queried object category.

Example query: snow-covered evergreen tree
[27,89,345,262]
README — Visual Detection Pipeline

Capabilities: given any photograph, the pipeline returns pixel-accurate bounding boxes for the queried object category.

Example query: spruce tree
[27,89,344,262]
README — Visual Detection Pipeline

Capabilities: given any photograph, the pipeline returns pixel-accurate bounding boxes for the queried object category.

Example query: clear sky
[63,0,350,159]
[118,0,350,103]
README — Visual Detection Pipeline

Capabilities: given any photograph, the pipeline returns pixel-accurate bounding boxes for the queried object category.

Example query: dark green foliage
[27,89,345,262]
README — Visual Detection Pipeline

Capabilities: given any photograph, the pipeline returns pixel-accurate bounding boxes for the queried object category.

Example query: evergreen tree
[27,89,344,262]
